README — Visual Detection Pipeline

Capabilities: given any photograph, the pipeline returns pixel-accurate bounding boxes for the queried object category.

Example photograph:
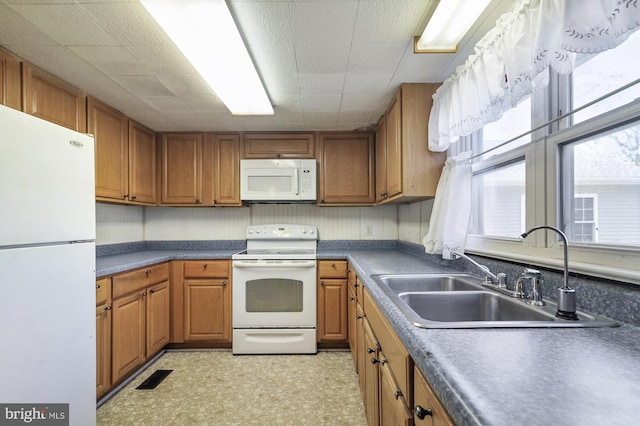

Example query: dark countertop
[97,247,640,425]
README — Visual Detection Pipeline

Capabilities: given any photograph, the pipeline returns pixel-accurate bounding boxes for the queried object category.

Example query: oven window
[246,278,304,312]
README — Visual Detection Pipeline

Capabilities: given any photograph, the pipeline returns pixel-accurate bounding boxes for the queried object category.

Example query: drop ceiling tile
[342,73,392,96]
[295,42,350,74]
[77,2,172,47]
[298,73,345,96]
[125,45,193,77]
[353,0,428,44]
[301,95,341,112]
[69,45,150,76]
[7,4,118,46]
[347,42,407,74]
[289,1,357,45]
[0,3,57,46]
[112,75,174,97]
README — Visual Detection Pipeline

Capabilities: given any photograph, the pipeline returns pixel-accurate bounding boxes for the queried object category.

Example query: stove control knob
[309,228,315,234]
[247,228,254,235]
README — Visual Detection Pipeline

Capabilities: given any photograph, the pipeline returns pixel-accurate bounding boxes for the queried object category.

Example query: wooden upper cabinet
[317,132,375,206]
[243,133,315,158]
[159,132,205,205]
[128,120,157,204]
[206,132,242,206]
[0,46,21,110]
[376,83,446,204]
[89,97,129,201]
[22,63,86,132]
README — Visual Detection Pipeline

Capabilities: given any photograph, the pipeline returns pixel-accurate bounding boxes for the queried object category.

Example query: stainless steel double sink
[372,274,618,328]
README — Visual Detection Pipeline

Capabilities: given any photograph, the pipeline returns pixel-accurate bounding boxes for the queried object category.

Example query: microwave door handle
[294,168,299,195]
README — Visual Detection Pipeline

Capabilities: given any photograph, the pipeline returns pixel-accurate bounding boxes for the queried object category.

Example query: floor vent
[136,369,173,390]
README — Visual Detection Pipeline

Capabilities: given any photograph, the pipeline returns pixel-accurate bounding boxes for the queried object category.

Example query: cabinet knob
[96,284,100,289]
[394,390,403,400]
[223,281,228,286]
[367,348,375,354]
[320,281,324,286]
[356,315,363,320]
[354,283,359,288]
[415,405,433,420]
[196,199,201,204]
[203,263,208,269]
[213,199,218,204]
[141,291,147,297]
[371,358,380,364]
[105,306,112,311]
[149,288,155,294]
[349,296,355,301]
[145,270,151,276]
[131,195,137,200]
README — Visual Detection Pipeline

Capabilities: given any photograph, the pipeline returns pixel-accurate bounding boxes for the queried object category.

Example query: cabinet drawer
[96,277,110,306]
[364,288,413,407]
[183,260,230,278]
[112,263,169,299]
[414,365,454,425]
[318,260,348,278]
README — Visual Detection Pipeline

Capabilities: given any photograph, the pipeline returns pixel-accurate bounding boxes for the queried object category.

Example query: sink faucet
[451,250,498,284]
[451,250,510,296]
[520,226,577,319]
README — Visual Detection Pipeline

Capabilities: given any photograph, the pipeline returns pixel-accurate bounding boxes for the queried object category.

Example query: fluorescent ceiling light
[141,0,273,115]
[415,0,492,53]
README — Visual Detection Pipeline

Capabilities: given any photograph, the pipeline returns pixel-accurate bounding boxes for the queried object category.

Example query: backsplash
[97,202,415,245]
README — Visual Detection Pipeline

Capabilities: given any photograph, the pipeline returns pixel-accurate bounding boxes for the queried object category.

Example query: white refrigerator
[0,104,96,425]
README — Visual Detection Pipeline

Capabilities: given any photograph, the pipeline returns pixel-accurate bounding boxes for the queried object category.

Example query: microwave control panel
[299,159,316,198]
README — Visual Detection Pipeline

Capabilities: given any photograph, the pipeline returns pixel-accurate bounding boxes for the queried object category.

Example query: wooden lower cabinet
[317,260,349,345]
[414,366,454,426]
[363,318,380,426]
[111,290,146,384]
[110,263,170,386]
[380,360,413,426]
[172,260,232,344]
[96,277,112,399]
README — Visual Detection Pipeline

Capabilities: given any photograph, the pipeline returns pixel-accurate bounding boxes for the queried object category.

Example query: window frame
[464,72,640,285]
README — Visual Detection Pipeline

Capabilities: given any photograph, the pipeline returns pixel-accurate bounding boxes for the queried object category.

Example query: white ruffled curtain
[423,151,473,259]
[429,0,640,152]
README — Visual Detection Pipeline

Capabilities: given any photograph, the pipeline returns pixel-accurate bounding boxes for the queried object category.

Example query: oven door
[232,259,316,327]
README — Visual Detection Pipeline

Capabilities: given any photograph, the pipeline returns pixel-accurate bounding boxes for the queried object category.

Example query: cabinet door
[160,133,203,205]
[375,116,387,203]
[89,97,129,201]
[184,279,231,341]
[213,133,241,206]
[318,132,375,205]
[146,281,170,357]
[380,359,413,426]
[22,63,86,131]
[414,366,454,426]
[0,46,21,109]
[111,291,146,384]
[363,319,380,426]
[129,120,157,204]
[95,303,111,399]
[317,278,348,342]
[348,285,358,368]
[384,93,402,199]
[243,133,315,158]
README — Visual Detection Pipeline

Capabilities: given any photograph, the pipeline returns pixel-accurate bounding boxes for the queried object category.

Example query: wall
[96,202,402,245]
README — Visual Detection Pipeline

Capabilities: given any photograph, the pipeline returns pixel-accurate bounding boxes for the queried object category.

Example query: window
[572,30,640,123]
[471,160,526,239]
[572,195,598,243]
[560,121,640,247]
[465,29,640,281]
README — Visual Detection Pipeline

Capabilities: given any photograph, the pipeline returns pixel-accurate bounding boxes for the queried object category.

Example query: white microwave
[240,159,317,202]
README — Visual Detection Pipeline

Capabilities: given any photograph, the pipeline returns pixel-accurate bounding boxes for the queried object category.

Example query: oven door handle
[232,260,316,268]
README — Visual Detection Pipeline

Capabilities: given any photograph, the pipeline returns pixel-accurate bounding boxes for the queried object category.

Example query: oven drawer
[318,260,348,278]
[183,260,230,278]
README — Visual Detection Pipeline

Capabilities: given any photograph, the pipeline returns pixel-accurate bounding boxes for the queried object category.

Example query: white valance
[428,0,640,152]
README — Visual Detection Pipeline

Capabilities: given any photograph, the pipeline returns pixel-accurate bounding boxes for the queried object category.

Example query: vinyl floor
[97,350,367,426]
